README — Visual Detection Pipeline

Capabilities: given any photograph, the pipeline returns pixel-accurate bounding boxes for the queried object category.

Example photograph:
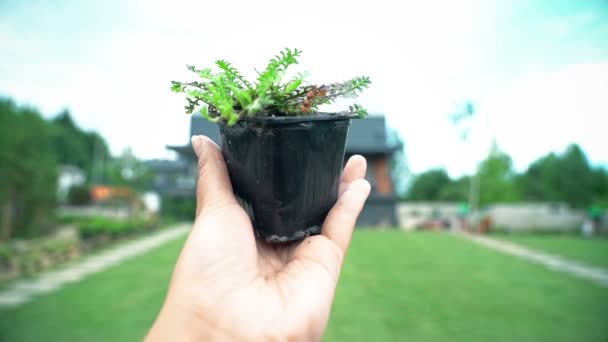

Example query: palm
[174,198,350,338]
[149,136,370,341]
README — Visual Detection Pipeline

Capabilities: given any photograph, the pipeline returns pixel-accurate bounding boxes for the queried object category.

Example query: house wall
[397,202,459,230]
[347,154,395,196]
[358,196,399,227]
[484,204,584,232]
[346,154,398,227]
[372,155,393,195]
[398,202,586,232]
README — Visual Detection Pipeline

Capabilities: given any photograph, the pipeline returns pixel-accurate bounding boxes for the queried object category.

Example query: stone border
[0,225,189,308]
[456,232,608,287]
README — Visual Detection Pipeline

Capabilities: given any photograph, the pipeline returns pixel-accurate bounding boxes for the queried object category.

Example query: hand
[146,136,370,341]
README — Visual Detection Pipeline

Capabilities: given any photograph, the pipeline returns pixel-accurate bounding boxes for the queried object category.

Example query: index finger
[322,178,371,254]
[191,135,237,216]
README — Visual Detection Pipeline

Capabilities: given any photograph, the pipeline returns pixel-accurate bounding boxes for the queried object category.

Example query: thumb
[191,135,237,216]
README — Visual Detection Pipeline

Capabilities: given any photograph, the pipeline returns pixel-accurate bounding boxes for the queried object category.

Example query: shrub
[76,216,153,238]
[67,184,91,205]
[161,196,196,220]
[0,242,16,266]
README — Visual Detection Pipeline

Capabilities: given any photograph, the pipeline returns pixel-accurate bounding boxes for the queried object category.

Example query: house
[164,115,402,226]
[144,159,196,198]
[57,165,85,203]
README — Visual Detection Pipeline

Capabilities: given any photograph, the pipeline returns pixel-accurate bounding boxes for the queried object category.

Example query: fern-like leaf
[216,60,252,90]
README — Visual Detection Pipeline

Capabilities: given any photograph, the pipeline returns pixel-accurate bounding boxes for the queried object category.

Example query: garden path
[457,231,608,288]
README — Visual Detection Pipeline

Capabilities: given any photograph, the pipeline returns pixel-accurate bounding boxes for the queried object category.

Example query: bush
[67,184,91,205]
[76,216,153,239]
[161,196,196,220]
[0,242,16,266]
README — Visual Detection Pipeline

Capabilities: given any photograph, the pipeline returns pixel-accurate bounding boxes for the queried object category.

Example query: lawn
[493,234,608,269]
[0,231,607,342]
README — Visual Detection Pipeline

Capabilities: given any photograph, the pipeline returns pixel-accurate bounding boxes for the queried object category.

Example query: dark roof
[169,115,400,156]
[144,159,190,171]
[190,115,222,143]
[347,116,400,154]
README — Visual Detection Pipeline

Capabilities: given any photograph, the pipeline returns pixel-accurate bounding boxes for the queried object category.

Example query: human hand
[146,135,370,341]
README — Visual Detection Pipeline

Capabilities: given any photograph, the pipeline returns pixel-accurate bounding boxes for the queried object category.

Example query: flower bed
[0,216,159,282]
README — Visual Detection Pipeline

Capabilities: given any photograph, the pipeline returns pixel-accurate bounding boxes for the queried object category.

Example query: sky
[1,0,607,177]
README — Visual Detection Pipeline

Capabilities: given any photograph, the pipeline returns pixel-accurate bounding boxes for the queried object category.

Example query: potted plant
[171,48,371,242]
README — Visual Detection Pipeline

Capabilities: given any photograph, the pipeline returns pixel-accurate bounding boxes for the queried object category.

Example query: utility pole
[449,100,480,213]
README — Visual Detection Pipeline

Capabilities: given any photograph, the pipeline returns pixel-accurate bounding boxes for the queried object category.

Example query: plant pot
[219,115,352,243]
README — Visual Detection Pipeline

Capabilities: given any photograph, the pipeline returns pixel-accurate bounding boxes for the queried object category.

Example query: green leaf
[216,59,252,90]
[227,113,240,126]
[284,79,303,94]
[200,106,219,122]
[351,103,368,118]
[170,81,184,93]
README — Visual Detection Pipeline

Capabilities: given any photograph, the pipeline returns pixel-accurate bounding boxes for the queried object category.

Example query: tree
[407,169,451,201]
[517,152,561,202]
[477,142,521,206]
[558,144,593,208]
[0,98,58,240]
[438,176,470,202]
[519,144,595,208]
[51,110,110,178]
[591,168,608,207]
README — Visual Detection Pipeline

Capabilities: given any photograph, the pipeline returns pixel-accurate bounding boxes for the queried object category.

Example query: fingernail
[191,135,203,158]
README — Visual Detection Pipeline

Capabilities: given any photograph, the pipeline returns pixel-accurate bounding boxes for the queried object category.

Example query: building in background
[482,203,583,232]
[144,159,196,198]
[161,115,402,226]
[57,165,85,203]
[397,202,460,230]
[397,201,585,232]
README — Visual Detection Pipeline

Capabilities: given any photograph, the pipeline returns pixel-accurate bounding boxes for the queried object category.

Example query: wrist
[146,297,209,341]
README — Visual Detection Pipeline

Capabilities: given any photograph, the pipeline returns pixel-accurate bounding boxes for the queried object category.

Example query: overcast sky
[1,0,607,176]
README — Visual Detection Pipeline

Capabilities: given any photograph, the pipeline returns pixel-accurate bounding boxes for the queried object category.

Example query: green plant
[76,216,152,238]
[67,184,91,205]
[161,196,196,220]
[171,48,371,125]
[0,242,16,265]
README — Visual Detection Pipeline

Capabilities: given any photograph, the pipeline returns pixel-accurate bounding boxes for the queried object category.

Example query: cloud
[480,60,608,170]
[1,0,606,177]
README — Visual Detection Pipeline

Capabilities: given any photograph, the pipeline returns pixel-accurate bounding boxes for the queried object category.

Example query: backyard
[0,230,607,341]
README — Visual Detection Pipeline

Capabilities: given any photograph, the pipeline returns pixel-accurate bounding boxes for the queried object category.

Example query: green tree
[519,144,594,208]
[438,176,470,202]
[0,98,58,240]
[407,169,450,201]
[51,110,110,179]
[477,143,521,206]
[591,168,608,207]
[558,144,593,208]
[517,152,560,202]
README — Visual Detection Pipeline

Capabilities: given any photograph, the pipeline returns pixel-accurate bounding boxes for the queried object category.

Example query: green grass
[0,239,180,342]
[0,231,607,342]
[493,234,608,268]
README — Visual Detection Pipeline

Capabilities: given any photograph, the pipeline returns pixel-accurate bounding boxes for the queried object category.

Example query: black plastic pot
[218,115,352,243]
